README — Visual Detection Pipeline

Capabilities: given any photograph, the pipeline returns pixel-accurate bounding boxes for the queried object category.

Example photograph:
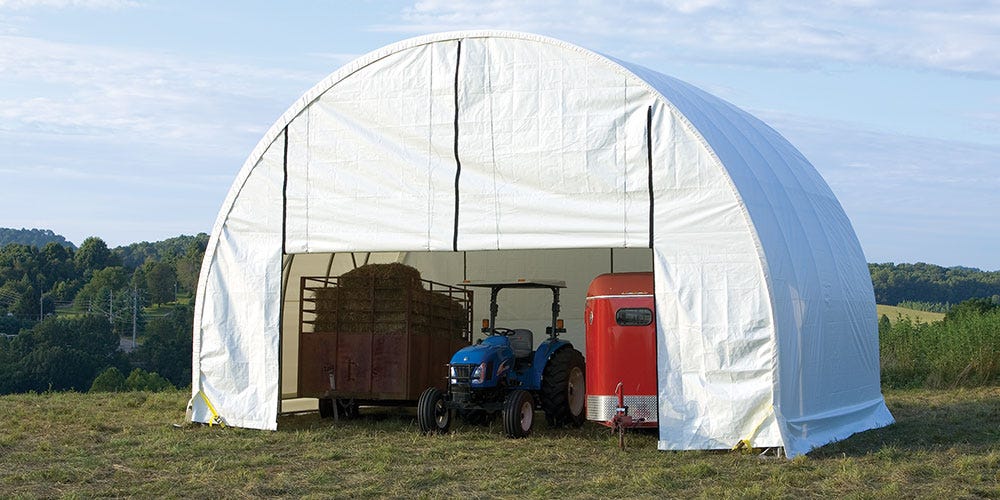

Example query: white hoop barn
[190,31,893,457]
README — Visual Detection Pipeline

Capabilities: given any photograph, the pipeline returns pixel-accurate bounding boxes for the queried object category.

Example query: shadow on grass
[811,390,1000,458]
[278,405,416,431]
[277,405,631,441]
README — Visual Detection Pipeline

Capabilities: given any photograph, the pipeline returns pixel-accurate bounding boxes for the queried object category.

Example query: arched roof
[192,31,891,456]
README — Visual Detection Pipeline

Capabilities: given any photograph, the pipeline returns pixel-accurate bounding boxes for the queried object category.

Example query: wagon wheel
[336,398,359,419]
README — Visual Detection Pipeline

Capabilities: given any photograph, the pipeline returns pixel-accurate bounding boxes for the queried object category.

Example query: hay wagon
[298,264,473,418]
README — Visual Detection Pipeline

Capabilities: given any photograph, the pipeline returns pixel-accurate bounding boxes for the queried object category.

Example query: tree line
[869,262,1000,309]
[0,227,74,249]
[0,231,208,393]
[2,228,999,395]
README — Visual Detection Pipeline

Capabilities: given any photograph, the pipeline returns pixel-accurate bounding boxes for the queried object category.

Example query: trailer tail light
[615,308,653,326]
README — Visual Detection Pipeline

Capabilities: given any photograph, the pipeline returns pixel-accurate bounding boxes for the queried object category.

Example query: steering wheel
[491,327,515,336]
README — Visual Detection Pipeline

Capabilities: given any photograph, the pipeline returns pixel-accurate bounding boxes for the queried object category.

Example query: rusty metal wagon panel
[297,265,472,406]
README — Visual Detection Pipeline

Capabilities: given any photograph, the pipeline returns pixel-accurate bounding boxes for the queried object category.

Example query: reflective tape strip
[585,294,654,300]
[586,394,658,423]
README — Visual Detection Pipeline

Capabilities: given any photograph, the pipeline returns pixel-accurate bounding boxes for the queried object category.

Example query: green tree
[945,297,999,321]
[40,242,76,286]
[14,315,124,392]
[878,314,892,336]
[144,261,177,305]
[73,267,132,329]
[174,235,208,294]
[125,368,173,392]
[20,345,94,391]
[0,245,44,318]
[0,227,74,248]
[1,277,37,319]
[114,233,208,272]
[74,237,119,277]
[133,305,192,386]
[869,262,1000,306]
[90,366,127,392]
[0,334,19,392]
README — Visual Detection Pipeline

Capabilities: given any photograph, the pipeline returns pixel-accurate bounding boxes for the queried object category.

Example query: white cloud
[0,34,319,154]
[0,161,230,191]
[381,0,1000,77]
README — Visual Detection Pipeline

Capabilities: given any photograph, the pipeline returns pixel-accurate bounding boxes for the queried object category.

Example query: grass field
[877,304,946,324]
[1,388,998,498]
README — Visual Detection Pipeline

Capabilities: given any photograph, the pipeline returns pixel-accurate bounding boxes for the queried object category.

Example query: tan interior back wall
[280,248,652,398]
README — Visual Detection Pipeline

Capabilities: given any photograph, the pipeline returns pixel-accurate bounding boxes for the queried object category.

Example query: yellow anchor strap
[732,410,771,451]
[198,390,226,428]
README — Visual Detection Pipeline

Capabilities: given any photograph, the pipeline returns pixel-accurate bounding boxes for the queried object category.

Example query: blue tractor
[417,279,586,438]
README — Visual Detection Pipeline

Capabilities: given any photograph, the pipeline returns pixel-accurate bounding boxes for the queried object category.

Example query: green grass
[877,304,945,324]
[144,297,192,317]
[1,388,999,497]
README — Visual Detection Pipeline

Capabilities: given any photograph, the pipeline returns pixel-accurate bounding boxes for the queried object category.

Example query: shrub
[90,367,127,392]
[897,301,951,313]
[881,299,1000,388]
[125,368,174,392]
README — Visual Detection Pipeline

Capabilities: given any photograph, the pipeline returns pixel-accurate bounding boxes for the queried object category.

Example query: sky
[0,0,997,270]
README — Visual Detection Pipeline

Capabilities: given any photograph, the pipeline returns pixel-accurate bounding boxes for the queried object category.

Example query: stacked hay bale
[310,263,468,338]
[411,286,471,337]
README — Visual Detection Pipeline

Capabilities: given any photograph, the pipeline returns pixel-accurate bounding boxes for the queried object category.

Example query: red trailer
[584,272,658,428]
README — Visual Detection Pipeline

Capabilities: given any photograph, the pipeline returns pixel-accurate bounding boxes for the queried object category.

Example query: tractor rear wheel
[503,390,534,438]
[417,387,451,434]
[541,347,586,427]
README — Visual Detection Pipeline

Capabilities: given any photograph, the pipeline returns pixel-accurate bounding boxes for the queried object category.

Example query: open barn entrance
[277,247,653,414]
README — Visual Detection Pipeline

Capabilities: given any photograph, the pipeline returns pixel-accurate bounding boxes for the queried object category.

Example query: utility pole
[132,286,138,349]
[109,290,114,333]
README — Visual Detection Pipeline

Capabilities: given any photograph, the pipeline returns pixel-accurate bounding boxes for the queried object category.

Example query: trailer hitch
[611,382,645,450]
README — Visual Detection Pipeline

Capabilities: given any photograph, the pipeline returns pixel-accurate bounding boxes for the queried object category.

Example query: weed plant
[881,307,1000,388]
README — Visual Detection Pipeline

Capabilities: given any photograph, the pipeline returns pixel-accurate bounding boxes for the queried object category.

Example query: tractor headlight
[470,361,488,384]
[449,366,458,385]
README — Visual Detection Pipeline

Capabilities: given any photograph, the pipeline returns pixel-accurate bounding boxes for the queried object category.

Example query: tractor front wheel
[417,387,451,434]
[541,347,586,427]
[503,390,535,438]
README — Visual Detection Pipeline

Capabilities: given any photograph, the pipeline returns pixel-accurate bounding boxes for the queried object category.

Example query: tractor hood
[449,336,515,388]
[450,335,512,366]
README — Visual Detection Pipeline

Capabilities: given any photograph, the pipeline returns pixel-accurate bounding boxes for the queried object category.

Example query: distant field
[877,304,945,324]
[1,388,998,497]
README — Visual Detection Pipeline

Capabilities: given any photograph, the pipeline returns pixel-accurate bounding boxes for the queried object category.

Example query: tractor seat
[508,329,534,359]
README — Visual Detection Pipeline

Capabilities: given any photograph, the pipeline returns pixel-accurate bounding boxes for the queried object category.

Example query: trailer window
[616,308,652,326]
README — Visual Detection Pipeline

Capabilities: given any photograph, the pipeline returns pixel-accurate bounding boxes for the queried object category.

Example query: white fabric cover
[192,30,892,456]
